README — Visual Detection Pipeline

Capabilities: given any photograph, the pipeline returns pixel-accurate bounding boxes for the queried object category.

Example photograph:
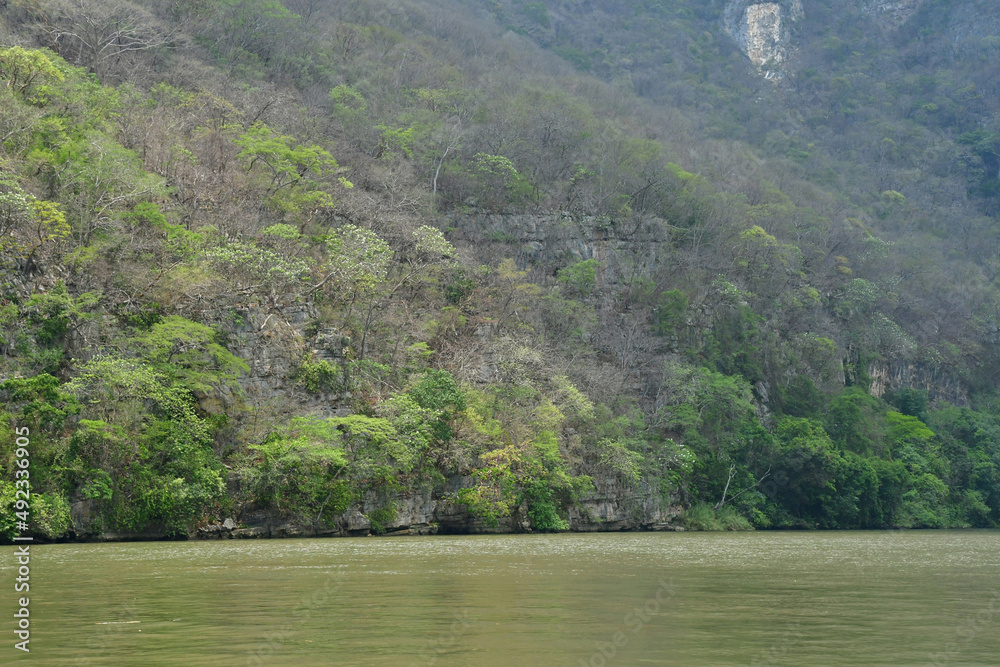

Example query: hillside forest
[1,0,1000,539]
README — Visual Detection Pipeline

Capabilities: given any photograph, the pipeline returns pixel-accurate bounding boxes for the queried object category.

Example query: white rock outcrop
[724,0,803,76]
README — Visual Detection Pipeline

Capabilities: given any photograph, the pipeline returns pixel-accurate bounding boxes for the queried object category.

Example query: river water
[2,530,999,665]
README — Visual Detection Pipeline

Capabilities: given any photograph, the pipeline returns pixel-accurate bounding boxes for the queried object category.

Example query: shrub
[681,502,752,531]
[296,357,341,393]
[366,504,397,535]
[557,259,599,296]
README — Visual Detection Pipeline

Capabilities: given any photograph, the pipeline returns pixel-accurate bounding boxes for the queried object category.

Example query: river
[2,530,999,665]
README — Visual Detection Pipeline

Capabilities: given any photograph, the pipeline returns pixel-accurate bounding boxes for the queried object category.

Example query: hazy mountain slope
[0,0,998,539]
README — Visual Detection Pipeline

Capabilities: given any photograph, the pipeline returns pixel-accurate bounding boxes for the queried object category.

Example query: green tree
[468,153,531,210]
[0,172,70,271]
[66,357,226,534]
[557,258,599,297]
[243,416,349,524]
[132,315,249,395]
[0,46,64,99]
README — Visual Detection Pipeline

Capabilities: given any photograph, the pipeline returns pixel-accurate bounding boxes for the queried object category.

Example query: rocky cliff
[72,472,681,540]
[189,474,680,540]
[62,261,683,541]
[862,0,924,28]
[724,0,803,75]
[866,359,968,406]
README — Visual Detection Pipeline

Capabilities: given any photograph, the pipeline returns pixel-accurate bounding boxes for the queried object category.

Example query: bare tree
[43,0,179,83]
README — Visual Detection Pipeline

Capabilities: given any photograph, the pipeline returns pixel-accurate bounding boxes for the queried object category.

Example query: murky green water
[2,531,999,665]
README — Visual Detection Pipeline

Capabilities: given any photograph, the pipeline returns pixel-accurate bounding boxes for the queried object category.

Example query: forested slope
[0,0,998,540]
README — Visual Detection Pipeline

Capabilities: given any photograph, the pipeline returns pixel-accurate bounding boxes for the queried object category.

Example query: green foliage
[329,414,418,485]
[236,122,344,188]
[242,417,349,524]
[407,369,466,439]
[296,356,341,393]
[262,223,301,240]
[206,241,311,292]
[365,504,397,534]
[778,375,826,419]
[126,203,203,258]
[0,481,18,542]
[0,47,65,100]
[698,302,767,383]
[444,268,476,305]
[132,316,248,394]
[767,417,842,524]
[681,502,753,531]
[0,171,70,269]
[654,289,688,337]
[655,361,757,455]
[468,153,532,210]
[329,85,369,134]
[888,388,929,422]
[30,492,71,539]
[553,46,593,72]
[323,224,393,295]
[455,427,589,531]
[826,388,882,455]
[234,122,348,221]
[557,258,598,296]
[62,358,228,535]
[595,438,643,485]
[377,124,414,158]
[1,373,80,433]
[411,225,457,260]
[198,0,302,75]
[519,2,551,28]
[524,480,568,531]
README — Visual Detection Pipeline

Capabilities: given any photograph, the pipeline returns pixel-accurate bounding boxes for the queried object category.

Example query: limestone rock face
[724,0,803,76]
[862,0,923,28]
[742,3,782,67]
[866,360,968,406]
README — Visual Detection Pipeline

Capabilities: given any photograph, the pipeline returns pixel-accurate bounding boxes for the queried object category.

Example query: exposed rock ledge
[68,475,682,542]
[724,0,803,75]
[862,0,923,28]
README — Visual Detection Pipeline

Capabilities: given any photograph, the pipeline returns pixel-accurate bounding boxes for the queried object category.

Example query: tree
[243,416,349,524]
[131,315,249,395]
[0,171,70,273]
[234,121,350,225]
[235,122,347,193]
[825,388,882,455]
[468,153,530,211]
[0,46,64,97]
[198,0,302,73]
[65,356,226,533]
[407,369,466,445]
[481,258,540,336]
[205,240,311,298]
[557,258,598,297]
[42,0,178,82]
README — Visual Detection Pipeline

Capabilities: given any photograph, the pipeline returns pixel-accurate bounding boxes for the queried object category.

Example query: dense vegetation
[1,0,999,540]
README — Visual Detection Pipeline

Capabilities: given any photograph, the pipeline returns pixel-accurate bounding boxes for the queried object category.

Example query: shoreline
[10,523,997,546]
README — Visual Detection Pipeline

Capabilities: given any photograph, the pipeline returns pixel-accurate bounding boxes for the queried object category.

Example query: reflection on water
[2,531,999,665]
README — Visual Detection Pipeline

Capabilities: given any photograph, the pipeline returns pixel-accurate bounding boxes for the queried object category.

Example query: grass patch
[681,502,753,531]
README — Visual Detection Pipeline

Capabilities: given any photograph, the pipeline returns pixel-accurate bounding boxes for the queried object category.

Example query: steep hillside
[0,0,998,540]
